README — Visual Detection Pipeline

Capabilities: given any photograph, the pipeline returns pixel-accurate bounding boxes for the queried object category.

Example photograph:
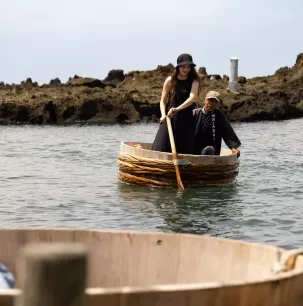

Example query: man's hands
[232,148,240,158]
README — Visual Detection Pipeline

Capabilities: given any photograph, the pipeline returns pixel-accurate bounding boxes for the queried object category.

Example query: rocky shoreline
[0,53,302,125]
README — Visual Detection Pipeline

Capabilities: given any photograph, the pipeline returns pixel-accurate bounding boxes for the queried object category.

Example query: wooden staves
[0,228,302,305]
[118,152,239,187]
[15,243,87,306]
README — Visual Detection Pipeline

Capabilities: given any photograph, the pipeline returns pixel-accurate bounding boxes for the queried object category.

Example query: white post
[229,57,238,92]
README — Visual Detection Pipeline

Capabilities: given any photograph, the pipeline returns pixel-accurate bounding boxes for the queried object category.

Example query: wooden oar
[166,116,185,192]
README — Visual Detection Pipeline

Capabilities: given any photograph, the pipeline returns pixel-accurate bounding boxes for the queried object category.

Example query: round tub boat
[118,142,240,188]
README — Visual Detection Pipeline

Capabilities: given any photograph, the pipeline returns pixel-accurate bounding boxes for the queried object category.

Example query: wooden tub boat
[0,228,303,306]
[118,141,240,187]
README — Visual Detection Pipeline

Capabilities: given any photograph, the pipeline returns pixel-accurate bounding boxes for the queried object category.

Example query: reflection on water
[0,119,302,249]
[117,182,241,235]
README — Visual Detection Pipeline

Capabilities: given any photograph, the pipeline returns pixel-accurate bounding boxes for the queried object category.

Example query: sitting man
[193,91,241,156]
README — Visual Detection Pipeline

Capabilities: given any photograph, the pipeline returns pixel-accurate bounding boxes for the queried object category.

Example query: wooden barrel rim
[119,142,239,164]
[0,227,302,294]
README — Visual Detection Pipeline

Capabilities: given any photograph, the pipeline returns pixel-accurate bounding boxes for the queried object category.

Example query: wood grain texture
[0,228,300,306]
[15,243,87,306]
[166,117,185,192]
[118,142,239,187]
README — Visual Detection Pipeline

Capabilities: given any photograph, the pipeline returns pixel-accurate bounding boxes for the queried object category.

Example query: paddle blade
[166,117,186,192]
[174,164,185,192]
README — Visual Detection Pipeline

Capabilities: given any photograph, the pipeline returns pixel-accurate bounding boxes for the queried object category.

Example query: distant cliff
[0,53,302,125]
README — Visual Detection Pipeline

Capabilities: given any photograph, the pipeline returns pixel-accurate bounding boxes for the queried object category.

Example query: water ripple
[0,119,302,249]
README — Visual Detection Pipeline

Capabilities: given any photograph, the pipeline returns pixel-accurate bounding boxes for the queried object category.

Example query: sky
[1,0,302,84]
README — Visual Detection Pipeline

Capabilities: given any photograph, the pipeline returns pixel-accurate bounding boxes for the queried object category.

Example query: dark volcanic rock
[223,75,229,82]
[103,70,125,85]
[78,100,99,120]
[275,67,290,75]
[207,74,222,80]
[238,76,247,84]
[49,78,62,86]
[156,64,174,74]
[44,101,57,123]
[15,105,30,122]
[116,113,129,123]
[0,52,302,125]
[67,77,106,88]
[62,106,76,120]
[21,78,38,88]
[198,67,207,76]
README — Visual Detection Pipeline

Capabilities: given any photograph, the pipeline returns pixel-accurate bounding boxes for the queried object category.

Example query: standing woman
[151,53,201,154]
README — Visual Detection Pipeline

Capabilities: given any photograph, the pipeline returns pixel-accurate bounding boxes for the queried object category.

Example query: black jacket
[193,108,241,155]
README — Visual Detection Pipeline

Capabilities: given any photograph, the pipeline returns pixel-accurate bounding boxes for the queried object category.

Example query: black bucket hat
[176,53,196,68]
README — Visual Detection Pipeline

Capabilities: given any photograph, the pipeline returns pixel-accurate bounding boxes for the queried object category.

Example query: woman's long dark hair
[168,66,202,101]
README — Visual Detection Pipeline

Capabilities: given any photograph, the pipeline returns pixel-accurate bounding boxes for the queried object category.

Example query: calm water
[0,119,302,249]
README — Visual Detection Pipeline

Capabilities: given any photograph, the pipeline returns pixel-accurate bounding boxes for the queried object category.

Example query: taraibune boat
[117,141,240,187]
[0,228,303,306]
